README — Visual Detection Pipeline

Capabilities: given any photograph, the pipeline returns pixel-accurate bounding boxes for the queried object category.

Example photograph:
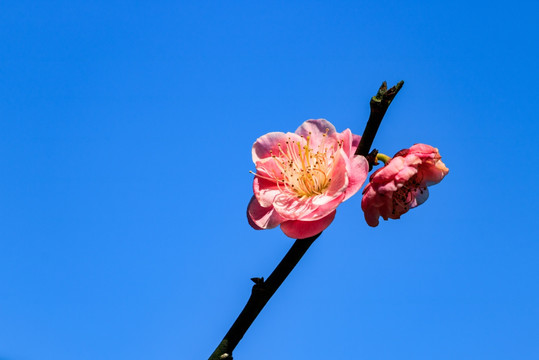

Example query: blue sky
[1,1,538,359]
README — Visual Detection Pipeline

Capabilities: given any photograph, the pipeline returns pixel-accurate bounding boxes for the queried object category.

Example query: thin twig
[209,81,404,360]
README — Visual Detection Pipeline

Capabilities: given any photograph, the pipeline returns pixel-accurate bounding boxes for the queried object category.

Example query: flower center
[255,131,342,199]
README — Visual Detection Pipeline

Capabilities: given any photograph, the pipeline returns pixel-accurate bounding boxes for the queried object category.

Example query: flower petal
[272,193,317,220]
[253,176,281,208]
[252,132,301,164]
[280,210,337,238]
[252,157,287,207]
[363,206,381,227]
[351,133,361,152]
[335,128,354,157]
[371,157,406,184]
[326,148,350,196]
[247,196,285,230]
[395,163,419,183]
[295,119,337,138]
[410,187,429,208]
[343,155,369,201]
[335,129,361,157]
[409,143,438,158]
[420,160,449,186]
[303,193,345,220]
[271,191,345,222]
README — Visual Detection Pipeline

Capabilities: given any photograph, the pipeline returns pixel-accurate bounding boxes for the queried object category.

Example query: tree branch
[355,81,404,159]
[209,234,319,360]
[209,81,404,360]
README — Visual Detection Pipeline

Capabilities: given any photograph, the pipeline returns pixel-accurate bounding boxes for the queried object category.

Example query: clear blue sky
[1,1,538,359]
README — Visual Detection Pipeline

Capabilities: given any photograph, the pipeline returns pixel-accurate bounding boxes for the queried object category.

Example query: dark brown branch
[209,81,404,360]
[209,234,319,360]
[355,81,404,159]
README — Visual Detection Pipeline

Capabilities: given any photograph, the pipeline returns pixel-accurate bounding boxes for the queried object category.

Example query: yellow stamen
[251,134,339,198]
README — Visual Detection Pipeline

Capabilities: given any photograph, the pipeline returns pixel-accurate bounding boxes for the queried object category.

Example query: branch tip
[355,80,404,157]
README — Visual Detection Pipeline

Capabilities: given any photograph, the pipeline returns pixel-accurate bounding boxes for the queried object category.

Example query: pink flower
[247,119,369,238]
[361,144,449,227]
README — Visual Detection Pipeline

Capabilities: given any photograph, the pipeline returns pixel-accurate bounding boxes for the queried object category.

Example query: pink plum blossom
[361,144,449,227]
[247,119,369,239]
